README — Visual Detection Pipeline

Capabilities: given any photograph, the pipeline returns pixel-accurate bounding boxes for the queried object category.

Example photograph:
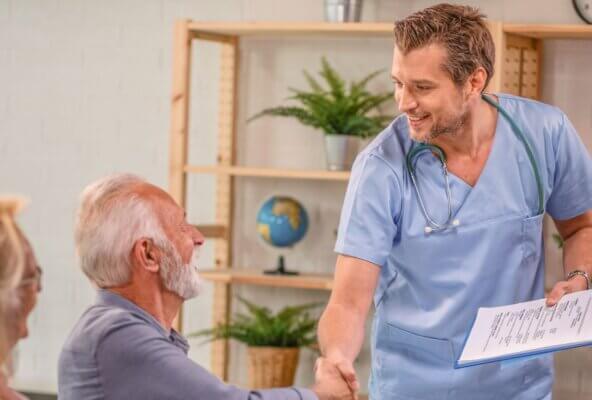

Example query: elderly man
[58,174,351,400]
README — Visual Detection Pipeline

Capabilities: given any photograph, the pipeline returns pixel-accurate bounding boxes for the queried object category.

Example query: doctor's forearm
[318,303,366,362]
[563,226,592,278]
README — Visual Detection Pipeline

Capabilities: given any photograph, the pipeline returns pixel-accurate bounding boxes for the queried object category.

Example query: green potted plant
[190,296,320,388]
[249,57,393,171]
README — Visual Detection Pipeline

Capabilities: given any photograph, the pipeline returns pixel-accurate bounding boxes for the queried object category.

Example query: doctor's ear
[132,238,161,272]
[465,67,488,97]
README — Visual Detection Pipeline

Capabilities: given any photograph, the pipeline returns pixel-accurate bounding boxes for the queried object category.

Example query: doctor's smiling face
[391,43,472,143]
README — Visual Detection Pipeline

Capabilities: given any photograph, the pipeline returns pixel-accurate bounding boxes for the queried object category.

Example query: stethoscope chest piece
[424,218,460,234]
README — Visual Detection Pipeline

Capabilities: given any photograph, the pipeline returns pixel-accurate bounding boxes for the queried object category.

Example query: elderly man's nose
[193,227,205,246]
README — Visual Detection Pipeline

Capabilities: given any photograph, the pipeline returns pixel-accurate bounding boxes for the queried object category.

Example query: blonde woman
[0,198,42,400]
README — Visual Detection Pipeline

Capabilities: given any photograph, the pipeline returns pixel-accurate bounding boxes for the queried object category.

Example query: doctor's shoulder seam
[496,93,565,136]
[357,151,404,193]
[496,93,563,120]
[360,117,408,174]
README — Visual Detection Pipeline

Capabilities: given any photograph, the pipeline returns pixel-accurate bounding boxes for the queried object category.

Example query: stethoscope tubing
[481,95,544,215]
[406,145,456,233]
[406,93,544,234]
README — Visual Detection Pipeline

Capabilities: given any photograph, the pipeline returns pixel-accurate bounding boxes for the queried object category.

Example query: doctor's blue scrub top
[335,93,592,400]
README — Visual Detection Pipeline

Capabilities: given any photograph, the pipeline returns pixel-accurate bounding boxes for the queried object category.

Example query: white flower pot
[324,0,363,22]
[324,134,359,171]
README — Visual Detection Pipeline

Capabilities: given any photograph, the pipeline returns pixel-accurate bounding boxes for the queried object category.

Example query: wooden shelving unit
[169,19,590,382]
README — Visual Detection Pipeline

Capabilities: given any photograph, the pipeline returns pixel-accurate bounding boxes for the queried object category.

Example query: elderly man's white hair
[75,174,169,287]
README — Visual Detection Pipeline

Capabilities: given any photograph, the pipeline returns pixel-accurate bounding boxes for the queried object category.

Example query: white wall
[1,0,591,397]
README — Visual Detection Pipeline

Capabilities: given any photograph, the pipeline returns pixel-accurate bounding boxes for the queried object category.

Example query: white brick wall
[1,0,590,397]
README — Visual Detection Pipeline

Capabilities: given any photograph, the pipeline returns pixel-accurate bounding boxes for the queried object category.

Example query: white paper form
[456,290,592,368]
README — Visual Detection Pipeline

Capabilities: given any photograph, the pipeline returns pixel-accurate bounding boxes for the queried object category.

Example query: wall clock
[573,0,592,24]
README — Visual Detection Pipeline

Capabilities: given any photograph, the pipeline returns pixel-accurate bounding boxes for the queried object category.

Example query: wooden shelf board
[185,165,350,181]
[189,21,592,40]
[200,268,334,290]
[189,21,394,37]
[188,21,592,40]
[503,24,592,39]
[193,224,227,238]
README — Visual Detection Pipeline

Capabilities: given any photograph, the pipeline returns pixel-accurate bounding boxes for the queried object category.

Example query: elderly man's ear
[132,239,161,272]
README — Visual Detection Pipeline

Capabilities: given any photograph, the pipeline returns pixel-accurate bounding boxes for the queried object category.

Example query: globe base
[264,255,299,276]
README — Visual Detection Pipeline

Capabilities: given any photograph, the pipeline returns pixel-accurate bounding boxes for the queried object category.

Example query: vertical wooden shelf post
[487,21,506,94]
[169,18,239,380]
[210,36,239,380]
[169,20,192,331]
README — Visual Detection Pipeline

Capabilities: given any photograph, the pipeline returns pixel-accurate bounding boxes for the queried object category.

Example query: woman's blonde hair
[0,197,27,365]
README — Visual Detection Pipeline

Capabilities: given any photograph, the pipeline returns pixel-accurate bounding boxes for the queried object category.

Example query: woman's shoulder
[0,372,29,400]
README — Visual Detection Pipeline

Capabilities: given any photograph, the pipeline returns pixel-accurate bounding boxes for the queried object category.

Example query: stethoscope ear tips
[452,219,460,227]
[424,226,433,234]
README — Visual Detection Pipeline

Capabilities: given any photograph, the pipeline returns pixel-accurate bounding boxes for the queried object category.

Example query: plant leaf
[350,69,385,94]
[320,57,346,101]
[188,297,323,348]
[248,58,396,137]
[303,69,325,93]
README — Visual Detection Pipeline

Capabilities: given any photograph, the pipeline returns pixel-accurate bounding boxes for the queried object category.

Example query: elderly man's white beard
[159,241,202,300]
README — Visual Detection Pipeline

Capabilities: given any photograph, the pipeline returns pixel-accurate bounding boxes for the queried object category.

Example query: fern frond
[320,57,346,100]
[248,58,395,137]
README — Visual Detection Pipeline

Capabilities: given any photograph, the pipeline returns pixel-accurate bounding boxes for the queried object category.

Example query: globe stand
[264,255,299,276]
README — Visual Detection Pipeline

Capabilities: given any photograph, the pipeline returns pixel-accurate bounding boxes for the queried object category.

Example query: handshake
[311,357,360,400]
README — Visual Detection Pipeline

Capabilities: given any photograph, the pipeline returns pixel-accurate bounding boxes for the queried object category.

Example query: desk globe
[256,196,309,275]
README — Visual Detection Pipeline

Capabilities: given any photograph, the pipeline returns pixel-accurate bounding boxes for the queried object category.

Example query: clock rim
[573,0,592,24]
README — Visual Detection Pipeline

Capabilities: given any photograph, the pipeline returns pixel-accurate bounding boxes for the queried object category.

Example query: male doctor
[316,3,592,399]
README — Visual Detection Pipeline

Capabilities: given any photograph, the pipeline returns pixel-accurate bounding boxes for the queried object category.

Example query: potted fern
[191,297,320,388]
[249,57,393,171]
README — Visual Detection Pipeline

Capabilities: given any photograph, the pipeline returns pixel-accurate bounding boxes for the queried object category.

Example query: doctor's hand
[313,357,358,400]
[546,277,588,307]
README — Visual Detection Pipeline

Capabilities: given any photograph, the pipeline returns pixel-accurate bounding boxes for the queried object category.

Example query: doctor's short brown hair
[394,3,495,90]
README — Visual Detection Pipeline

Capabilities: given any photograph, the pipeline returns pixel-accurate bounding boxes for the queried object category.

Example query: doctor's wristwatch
[566,269,592,290]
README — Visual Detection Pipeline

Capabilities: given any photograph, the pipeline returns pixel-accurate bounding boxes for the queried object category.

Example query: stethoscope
[405,94,544,234]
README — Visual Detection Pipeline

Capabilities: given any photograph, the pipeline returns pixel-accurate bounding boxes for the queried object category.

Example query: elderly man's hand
[546,276,588,307]
[312,357,357,400]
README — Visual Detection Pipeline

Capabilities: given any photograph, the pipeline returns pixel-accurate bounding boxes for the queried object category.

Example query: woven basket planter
[247,346,300,388]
